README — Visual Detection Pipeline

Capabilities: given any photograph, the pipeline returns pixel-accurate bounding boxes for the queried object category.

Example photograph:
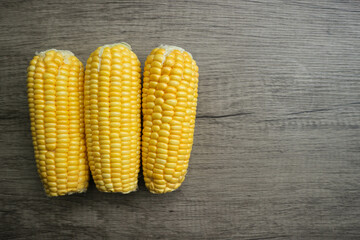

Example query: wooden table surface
[1,0,360,239]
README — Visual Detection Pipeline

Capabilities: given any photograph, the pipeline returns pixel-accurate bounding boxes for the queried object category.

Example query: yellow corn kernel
[27,49,89,197]
[84,43,141,193]
[142,45,199,194]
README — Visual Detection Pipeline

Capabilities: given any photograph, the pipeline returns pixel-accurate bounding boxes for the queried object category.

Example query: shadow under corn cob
[84,43,142,193]
[27,49,89,196]
[142,45,199,193]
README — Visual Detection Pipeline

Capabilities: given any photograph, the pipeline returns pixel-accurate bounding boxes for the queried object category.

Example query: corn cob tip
[98,42,132,51]
[96,42,133,71]
[46,187,88,197]
[157,44,193,60]
[35,49,75,64]
[96,186,138,194]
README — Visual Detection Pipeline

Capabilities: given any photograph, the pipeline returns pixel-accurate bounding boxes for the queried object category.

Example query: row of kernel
[78,60,88,191]
[90,48,103,188]
[67,59,83,190]
[99,47,113,191]
[109,48,122,191]
[142,50,159,188]
[54,55,70,194]
[116,46,140,192]
[34,56,47,190]
[84,54,94,177]
[43,53,58,153]
[42,52,59,194]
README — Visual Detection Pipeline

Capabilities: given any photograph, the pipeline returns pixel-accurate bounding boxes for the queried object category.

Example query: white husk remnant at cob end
[36,49,74,64]
[158,45,193,64]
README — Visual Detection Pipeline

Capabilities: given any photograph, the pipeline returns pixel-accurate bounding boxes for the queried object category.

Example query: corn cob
[84,43,141,193]
[142,45,199,193]
[27,49,89,196]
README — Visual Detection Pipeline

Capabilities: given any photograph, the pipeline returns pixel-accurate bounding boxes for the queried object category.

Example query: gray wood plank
[0,0,359,239]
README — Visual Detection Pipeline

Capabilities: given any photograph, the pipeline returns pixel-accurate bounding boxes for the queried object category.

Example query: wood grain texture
[1,0,360,239]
